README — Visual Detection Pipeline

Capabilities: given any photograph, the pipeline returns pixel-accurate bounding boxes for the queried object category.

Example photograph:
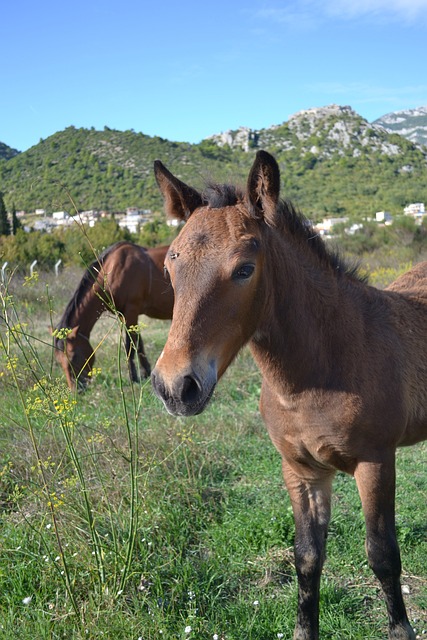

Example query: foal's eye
[233,264,255,280]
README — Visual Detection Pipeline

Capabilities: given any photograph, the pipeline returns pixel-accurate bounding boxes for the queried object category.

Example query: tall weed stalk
[0,253,143,626]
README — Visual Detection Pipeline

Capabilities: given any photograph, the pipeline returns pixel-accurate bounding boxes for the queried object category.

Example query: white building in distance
[404,202,425,222]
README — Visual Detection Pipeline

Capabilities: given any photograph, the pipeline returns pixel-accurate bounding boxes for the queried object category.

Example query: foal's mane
[54,241,131,349]
[202,182,364,282]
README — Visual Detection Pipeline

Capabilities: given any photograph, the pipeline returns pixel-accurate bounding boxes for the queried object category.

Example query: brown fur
[54,241,173,390]
[151,152,426,639]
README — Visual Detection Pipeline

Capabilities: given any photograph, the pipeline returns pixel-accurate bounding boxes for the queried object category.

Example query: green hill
[0,141,19,162]
[1,106,426,221]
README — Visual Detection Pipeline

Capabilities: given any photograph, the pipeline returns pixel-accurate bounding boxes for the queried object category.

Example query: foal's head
[54,326,95,391]
[151,151,281,416]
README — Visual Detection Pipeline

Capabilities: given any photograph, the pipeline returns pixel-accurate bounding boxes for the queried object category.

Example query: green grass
[0,268,426,640]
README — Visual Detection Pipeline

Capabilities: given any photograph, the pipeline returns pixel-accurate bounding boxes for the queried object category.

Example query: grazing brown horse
[151,151,427,640]
[54,241,173,390]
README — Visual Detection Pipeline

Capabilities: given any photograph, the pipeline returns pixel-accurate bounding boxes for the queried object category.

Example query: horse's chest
[260,388,359,474]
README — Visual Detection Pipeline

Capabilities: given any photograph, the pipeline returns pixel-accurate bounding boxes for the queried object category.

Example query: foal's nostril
[180,375,201,405]
[151,370,165,397]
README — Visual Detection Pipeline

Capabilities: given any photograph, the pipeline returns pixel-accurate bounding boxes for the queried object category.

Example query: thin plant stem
[0,327,82,624]
[115,321,139,596]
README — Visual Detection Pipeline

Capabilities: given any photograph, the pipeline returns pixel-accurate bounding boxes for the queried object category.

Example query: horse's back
[101,242,173,319]
[146,245,170,272]
[385,261,427,445]
[386,260,427,297]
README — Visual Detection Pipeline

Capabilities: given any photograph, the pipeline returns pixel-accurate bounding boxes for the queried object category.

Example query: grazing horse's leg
[282,461,335,640]
[135,331,151,378]
[125,329,151,381]
[354,457,415,640]
[125,330,139,382]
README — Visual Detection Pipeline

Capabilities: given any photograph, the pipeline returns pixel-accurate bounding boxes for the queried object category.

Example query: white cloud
[256,0,427,26]
[310,0,427,23]
[254,7,319,30]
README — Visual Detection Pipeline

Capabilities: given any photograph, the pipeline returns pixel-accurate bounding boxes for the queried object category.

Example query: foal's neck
[251,240,365,393]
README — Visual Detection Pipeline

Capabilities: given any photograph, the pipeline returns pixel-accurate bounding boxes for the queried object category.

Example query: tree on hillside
[11,203,21,235]
[137,218,179,247]
[0,192,11,236]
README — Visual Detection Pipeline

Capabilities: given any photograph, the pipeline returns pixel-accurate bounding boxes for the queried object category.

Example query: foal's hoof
[389,622,416,640]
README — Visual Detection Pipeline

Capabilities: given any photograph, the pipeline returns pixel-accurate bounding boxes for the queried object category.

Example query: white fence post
[1,261,8,283]
[55,259,62,276]
[30,260,38,276]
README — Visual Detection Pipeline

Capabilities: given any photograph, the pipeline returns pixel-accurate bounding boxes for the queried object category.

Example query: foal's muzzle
[151,364,217,417]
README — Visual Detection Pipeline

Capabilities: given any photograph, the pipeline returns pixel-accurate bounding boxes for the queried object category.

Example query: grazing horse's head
[54,326,95,391]
[151,151,281,416]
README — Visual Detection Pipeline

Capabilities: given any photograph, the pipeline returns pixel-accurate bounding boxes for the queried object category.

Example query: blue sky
[2,0,427,152]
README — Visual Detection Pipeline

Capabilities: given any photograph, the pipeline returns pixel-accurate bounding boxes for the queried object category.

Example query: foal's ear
[154,160,203,222]
[246,151,280,226]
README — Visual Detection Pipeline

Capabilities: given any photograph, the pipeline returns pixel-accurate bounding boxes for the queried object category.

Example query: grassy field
[0,265,425,640]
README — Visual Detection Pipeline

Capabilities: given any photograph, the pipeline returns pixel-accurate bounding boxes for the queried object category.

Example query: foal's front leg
[282,461,335,640]
[354,457,415,640]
